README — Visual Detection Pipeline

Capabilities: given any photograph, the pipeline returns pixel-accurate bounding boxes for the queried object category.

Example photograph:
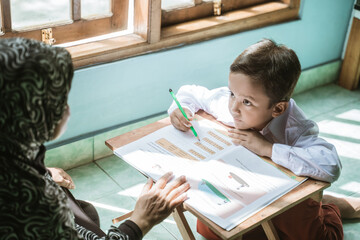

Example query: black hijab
[0,38,85,239]
[0,38,141,240]
[0,37,73,172]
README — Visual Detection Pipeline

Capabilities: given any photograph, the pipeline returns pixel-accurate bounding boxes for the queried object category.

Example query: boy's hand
[228,128,273,158]
[170,108,194,132]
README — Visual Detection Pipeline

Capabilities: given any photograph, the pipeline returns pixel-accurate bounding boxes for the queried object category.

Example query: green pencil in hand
[169,88,200,141]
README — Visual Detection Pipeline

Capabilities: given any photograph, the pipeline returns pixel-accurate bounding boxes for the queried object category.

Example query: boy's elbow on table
[291,160,340,183]
[316,146,342,183]
[272,144,341,183]
[319,160,341,183]
[304,152,341,183]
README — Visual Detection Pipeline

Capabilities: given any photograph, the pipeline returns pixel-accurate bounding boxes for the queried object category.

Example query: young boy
[168,39,359,240]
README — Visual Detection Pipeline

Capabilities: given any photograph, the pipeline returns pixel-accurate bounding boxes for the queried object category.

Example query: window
[161,0,273,27]
[11,1,71,30]
[0,0,128,44]
[0,0,301,68]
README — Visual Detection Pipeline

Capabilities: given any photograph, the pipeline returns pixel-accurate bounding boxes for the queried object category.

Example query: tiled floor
[67,83,360,239]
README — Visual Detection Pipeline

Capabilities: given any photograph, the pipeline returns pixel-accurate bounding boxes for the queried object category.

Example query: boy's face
[228,72,275,131]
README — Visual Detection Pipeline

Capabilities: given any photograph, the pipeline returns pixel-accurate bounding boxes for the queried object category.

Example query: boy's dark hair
[230,39,301,107]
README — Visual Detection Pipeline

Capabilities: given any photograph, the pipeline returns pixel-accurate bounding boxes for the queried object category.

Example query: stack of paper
[114,118,306,230]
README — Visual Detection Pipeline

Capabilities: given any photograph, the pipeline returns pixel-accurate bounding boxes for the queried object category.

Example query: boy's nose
[230,100,241,113]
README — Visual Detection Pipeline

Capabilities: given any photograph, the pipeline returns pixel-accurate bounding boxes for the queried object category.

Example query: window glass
[11,0,70,30]
[162,0,194,11]
[81,0,111,18]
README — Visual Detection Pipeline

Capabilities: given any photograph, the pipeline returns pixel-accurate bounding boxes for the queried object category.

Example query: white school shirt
[168,85,342,183]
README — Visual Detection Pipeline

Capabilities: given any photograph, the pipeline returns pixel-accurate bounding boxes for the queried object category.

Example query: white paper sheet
[114,118,306,230]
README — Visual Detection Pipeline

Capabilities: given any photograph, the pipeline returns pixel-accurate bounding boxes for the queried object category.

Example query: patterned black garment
[0,38,141,240]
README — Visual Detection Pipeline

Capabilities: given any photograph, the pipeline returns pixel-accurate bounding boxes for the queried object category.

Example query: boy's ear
[272,101,288,118]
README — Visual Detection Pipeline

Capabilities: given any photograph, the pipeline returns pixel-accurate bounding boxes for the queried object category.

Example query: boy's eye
[243,99,252,106]
[229,91,235,97]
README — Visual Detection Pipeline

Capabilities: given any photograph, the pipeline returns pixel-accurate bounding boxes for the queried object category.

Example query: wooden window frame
[161,0,273,27]
[0,0,301,69]
[0,0,128,44]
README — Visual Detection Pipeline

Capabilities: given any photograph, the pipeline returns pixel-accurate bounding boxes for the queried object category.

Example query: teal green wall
[51,0,355,145]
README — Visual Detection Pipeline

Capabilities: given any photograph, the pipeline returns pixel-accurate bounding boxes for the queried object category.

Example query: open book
[113,117,307,231]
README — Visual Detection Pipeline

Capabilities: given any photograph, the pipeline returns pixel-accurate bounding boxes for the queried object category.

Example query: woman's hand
[130,172,190,236]
[47,167,75,189]
[228,128,273,158]
[169,108,194,132]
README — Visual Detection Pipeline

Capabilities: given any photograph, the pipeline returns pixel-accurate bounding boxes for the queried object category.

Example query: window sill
[67,1,300,69]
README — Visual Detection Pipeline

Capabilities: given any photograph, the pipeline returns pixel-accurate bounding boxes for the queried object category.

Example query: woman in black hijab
[0,38,189,239]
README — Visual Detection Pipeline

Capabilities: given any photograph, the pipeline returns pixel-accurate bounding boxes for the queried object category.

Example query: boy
[168,39,359,239]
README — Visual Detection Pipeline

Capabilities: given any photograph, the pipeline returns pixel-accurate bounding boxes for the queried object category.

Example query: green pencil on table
[169,88,200,141]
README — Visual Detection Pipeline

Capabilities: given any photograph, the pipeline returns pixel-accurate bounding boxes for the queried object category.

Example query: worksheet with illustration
[114,118,307,230]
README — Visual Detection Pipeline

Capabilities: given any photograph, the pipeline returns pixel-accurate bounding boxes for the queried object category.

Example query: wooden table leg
[311,190,323,202]
[173,206,195,240]
[261,220,280,240]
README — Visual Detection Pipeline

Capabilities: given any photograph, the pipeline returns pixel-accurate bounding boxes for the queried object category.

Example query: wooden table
[105,112,330,240]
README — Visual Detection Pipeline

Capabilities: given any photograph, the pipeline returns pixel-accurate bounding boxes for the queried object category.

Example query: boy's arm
[167,85,233,124]
[271,123,342,183]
